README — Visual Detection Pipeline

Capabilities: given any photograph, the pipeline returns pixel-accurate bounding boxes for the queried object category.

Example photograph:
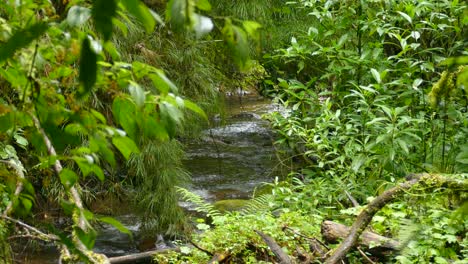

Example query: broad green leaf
[121,0,156,33]
[242,20,261,40]
[59,169,79,189]
[0,22,48,62]
[0,112,13,132]
[20,197,33,214]
[104,41,121,61]
[92,0,117,41]
[14,134,28,148]
[150,70,178,94]
[67,6,91,27]
[370,68,381,84]
[78,37,97,97]
[222,20,249,70]
[143,117,169,140]
[91,109,106,124]
[112,97,138,139]
[167,0,188,31]
[99,216,132,237]
[90,137,116,167]
[184,99,207,120]
[65,123,87,135]
[75,227,96,250]
[397,11,412,24]
[92,165,104,181]
[128,81,145,109]
[112,136,140,160]
[195,0,211,11]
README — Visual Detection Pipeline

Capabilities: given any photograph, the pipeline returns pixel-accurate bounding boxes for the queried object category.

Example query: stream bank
[13,95,287,263]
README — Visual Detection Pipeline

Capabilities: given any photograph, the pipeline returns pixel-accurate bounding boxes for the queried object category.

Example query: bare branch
[1,215,59,241]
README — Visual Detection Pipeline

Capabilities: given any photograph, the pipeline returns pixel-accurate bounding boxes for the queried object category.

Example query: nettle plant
[265,0,468,180]
[0,0,260,262]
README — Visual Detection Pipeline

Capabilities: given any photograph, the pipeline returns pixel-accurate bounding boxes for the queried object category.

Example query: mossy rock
[213,199,249,212]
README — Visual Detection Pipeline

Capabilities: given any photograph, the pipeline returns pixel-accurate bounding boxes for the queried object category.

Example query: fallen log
[325,173,468,264]
[108,248,179,264]
[321,221,400,251]
[255,230,292,264]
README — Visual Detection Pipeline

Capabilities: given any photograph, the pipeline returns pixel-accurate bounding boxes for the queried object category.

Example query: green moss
[213,199,249,212]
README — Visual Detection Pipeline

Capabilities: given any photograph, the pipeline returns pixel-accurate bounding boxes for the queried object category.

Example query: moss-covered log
[325,173,467,264]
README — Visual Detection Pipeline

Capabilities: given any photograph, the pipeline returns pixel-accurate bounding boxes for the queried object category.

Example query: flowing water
[14,95,285,263]
[183,96,285,202]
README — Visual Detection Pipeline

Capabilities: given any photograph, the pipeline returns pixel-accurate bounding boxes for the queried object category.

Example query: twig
[344,190,360,207]
[1,215,59,241]
[357,247,376,264]
[283,226,329,250]
[190,240,214,256]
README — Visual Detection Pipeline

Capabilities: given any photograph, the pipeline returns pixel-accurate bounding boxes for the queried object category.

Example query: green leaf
[74,157,93,177]
[91,109,106,124]
[149,70,178,94]
[112,136,140,160]
[92,165,104,181]
[222,20,249,70]
[128,81,145,109]
[79,37,97,97]
[20,197,33,214]
[14,134,28,148]
[92,0,117,41]
[184,99,207,120]
[59,169,79,189]
[112,97,138,139]
[396,11,412,24]
[75,227,96,250]
[121,0,156,33]
[167,0,188,31]
[99,216,132,237]
[242,21,261,40]
[0,22,49,62]
[67,6,91,27]
[370,68,381,84]
[0,112,13,132]
[90,137,116,167]
[195,0,212,11]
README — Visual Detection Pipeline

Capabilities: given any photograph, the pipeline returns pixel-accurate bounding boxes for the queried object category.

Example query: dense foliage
[0,0,259,262]
[163,0,468,263]
[0,0,467,263]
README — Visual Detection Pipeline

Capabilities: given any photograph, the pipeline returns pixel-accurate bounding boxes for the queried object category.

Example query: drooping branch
[325,173,467,264]
[0,160,25,217]
[31,114,110,264]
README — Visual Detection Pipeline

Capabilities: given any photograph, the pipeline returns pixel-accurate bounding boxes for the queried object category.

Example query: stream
[14,95,285,263]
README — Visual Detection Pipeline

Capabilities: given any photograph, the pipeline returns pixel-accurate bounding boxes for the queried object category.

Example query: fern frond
[241,194,274,215]
[176,187,221,218]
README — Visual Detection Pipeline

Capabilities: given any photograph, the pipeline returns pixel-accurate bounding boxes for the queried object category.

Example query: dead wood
[255,230,292,264]
[321,221,400,250]
[325,173,467,264]
[108,248,179,264]
[207,252,230,264]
